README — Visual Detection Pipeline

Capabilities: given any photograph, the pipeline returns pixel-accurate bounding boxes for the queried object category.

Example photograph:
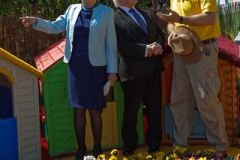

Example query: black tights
[74,108,102,158]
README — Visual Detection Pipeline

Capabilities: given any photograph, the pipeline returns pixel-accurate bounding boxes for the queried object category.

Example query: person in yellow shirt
[156,0,229,154]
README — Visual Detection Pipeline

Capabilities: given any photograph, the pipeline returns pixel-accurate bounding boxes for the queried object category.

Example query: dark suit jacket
[114,7,165,82]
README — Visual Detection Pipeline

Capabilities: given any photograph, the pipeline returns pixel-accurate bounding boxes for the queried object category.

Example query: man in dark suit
[112,0,166,157]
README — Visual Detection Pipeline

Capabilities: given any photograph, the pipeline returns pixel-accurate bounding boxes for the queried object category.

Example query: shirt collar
[119,6,136,13]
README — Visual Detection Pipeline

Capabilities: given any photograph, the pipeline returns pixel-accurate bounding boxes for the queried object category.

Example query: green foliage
[218,4,240,40]
[0,0,157,65]
[0,1,29,17]
[136,1,152,8]
[0,0,21,4]
[0,0,162,18]
[98,0,152,8]
[34,0,80,18]
[99,0,115,8]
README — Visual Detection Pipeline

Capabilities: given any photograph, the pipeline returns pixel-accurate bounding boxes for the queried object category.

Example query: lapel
[91,4,101,28]
[71,4,101,33]
[118,8,149,36]
[68,4,82,43]
[72,5,82,26]
[136,8,151,35]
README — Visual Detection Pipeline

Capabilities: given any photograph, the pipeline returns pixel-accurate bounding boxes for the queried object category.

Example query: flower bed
[82,147,240,160]
[160,147,240,160]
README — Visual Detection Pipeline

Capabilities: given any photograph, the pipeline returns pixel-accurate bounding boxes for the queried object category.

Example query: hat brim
[175,26,202,64]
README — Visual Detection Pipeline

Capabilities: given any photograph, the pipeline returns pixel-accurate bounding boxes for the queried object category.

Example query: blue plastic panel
[164,103,206,139]
[0,117,18,160]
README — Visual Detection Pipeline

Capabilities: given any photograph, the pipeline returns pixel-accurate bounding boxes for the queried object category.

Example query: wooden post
[16,42,19,58]
[152,0,158,17]
[31,3,37,16]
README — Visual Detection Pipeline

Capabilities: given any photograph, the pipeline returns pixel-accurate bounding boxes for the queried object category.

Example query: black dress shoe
[122,148,134,156]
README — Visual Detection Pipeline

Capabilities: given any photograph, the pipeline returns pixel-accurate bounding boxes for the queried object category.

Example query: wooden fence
[0,2,240,66]
[0,3,66,66]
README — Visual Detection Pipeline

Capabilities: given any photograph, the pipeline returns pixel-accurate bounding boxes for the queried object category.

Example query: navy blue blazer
[114,7,165,82]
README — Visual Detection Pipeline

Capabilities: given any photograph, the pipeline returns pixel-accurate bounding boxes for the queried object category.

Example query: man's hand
[157,8,218,26]
[153,43,163,55]
[147,42,163,57]
[147,43,155,57]
[168,31,178,44]
[19,16,38,28]
[156,8,180,23]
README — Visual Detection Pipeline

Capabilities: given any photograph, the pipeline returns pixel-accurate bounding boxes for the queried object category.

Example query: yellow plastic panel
[85,102,119,150]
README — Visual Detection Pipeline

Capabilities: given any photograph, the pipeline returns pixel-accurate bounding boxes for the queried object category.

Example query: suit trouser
[121,69,162,152]
[170,41,230,151]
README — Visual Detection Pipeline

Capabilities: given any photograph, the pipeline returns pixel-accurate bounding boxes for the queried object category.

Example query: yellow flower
[172,152,178,158]
[146,154,152,159]
[235,153,240,160]
[203,148,216,154]
[96,154,105,160]
[137,151,165,160]
[152,151,165,160]
[136,152,149,160]
[172,146,188,154]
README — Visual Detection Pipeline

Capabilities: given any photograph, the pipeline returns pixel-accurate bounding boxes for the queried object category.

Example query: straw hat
[169,26,202,64]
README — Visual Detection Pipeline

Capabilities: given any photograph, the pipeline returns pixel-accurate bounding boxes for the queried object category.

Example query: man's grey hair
[113,0,120,8]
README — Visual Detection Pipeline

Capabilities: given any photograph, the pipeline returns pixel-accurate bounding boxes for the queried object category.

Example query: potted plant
[234,118,240,146]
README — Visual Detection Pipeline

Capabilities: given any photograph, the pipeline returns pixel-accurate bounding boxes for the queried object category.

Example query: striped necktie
[129,9,148,34]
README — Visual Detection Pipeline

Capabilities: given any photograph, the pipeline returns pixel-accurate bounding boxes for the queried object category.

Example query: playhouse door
[44,87,77,156]
[42,62,77,156]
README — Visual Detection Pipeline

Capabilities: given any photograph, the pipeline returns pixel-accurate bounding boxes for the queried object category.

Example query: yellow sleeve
[200,0,218,12]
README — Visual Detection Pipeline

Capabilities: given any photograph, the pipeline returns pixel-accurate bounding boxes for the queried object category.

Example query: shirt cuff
[145,45,148,57]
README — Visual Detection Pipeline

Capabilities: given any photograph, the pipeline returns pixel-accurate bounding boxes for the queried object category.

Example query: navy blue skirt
[68,54,107,113]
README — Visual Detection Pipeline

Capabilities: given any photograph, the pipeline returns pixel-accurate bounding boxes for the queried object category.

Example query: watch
[180,16,183,24]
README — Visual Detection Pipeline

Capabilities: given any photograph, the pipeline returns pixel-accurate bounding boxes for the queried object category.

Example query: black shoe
[93,147,103,158]
[75,146,87,160]
[122,148,135,156]
[75,155,84,160]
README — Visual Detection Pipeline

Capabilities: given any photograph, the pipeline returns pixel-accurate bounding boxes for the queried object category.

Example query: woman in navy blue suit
[20,0,118,159]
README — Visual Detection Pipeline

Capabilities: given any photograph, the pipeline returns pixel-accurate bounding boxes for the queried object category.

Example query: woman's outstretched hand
[19,16,37,28]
